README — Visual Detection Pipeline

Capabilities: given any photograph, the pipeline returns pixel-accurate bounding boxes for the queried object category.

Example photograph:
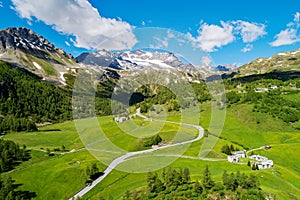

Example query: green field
[1,102,300,199]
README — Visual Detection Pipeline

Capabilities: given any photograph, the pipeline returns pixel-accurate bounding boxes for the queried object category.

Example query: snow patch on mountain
[33,62,42,70]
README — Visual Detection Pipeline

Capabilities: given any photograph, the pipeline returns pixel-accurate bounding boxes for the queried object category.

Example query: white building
[258,160,274,169]
[114,116,130,123]
[227,151,246,163]
[249,155,268,161]
[233,151,246,158]
[250,155,273,169]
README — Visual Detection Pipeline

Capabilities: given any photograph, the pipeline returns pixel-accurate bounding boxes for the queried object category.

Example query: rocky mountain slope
[0,27,87,85]
[234,49,300,77]
[76,49,197,71]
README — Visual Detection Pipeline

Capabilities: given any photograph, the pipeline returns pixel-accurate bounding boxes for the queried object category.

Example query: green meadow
[1,102,300,199]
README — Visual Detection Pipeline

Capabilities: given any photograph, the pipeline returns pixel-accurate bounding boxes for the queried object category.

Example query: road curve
[69,112,204,200]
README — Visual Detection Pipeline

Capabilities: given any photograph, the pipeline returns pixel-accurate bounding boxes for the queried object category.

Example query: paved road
[69,112,204,200]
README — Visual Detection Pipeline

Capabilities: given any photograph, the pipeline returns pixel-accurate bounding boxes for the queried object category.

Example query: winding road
[69,111,204,199]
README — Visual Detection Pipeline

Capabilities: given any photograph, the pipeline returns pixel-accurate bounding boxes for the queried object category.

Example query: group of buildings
[227,146,274,170]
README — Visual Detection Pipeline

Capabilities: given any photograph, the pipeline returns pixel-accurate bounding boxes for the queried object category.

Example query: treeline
[0,139,35,199]
[0,62,72,132]
[0,117,37,133]
[96,79,211,115]
[0,176,36,200]
[221,144,240,155]
[122,166,266,200]
[0,139,28,172]
[226,89,300,123]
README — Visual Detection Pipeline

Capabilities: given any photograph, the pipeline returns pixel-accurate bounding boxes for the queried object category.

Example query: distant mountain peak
[0,27,73,59]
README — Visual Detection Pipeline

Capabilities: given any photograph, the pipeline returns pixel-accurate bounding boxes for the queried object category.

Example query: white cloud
[191,21,235,52]
[0,1,2,7]
[234,20,266,43]
[187,20,266,52]
[11,0,137,50]
[270,29,300,46]
[270,12,300,47]
[241,44,253,53]
[294,12,300,23]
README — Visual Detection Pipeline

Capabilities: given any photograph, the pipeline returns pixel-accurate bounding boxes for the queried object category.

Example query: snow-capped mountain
[0,27,73,59]
[0,27,85,86]
[76,49,197,71]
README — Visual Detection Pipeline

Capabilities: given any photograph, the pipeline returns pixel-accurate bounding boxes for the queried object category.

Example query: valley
[0,27,299,199]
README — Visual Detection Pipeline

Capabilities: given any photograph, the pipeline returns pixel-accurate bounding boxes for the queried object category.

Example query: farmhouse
[250,154,273,169]
[249,155,268,161]
[233,151,246,158]
[114,116,130,123]
[227,150,246,163]
[257,160,274,169]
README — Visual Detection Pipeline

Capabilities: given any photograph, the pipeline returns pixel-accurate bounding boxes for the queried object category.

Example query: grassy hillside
[2,100,299,200]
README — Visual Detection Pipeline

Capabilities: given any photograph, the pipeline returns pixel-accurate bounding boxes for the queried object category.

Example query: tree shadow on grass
[12,181,37,199]
[90,172,105,180]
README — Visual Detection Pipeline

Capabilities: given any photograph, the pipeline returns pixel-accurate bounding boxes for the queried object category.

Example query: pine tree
[247,160,251,167]
[202,165,214,190]
[194,180,203,194]
[222,170,229,188]
[183,168,190,183]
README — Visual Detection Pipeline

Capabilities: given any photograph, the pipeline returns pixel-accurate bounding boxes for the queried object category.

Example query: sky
[0,0,300,66]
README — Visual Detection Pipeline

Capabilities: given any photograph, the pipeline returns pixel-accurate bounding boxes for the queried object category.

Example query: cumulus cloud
[187,20,266,52]
[188,21,235,52]
[270,12,300,47]
[11,0,137,50]
[241,44,253,53]
[234,20,266,43]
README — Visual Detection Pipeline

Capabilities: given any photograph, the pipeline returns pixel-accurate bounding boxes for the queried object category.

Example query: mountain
[0,27,73,59]
[0,27,82,85]
[76,49,199,71]
[233,49,300,77]
[216,64,236,72]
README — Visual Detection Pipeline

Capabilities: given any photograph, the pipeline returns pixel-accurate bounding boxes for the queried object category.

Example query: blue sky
[1,0,300,66]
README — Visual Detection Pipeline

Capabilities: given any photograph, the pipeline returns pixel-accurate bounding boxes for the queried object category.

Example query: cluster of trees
[0,139,28,172]
[122,166,266,200]
[142,134,162,147]
[221,144,240,155]
[86,163,102,182]
[0,62,72,132]
[0,176,36,199]
[0,139,35,199]
[222,170,260,192]
[0,117,37,133]
[225,88,300,123]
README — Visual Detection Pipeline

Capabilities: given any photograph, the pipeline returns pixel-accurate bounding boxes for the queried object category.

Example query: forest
[0,139,35,199]
[0,62,72,132]
[122,166,266,200]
